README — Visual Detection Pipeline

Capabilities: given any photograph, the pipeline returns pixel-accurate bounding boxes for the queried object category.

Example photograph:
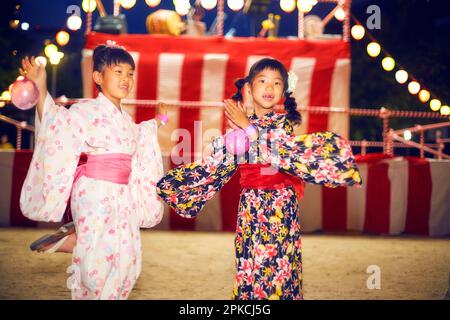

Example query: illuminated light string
[350,14,448,115]
[6,1,448,117]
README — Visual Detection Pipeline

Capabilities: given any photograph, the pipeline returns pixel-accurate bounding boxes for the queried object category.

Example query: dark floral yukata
[156,111,362,300]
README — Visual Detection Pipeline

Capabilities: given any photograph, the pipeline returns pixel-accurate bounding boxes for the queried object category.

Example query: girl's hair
[231,58,301,125]
[93,44,135,91]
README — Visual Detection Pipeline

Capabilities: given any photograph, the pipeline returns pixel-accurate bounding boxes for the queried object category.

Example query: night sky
[18,0,366,36]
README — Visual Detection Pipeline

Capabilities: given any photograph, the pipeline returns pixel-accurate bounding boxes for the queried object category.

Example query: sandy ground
[0,228,449,300]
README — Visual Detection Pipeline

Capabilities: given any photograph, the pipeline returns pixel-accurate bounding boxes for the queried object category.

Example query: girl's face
[249,68,284,114]
[93,63,135,106]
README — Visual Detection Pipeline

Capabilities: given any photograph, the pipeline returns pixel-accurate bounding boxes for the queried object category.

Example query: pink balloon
[10,78,39,110]
[225,129,249,156]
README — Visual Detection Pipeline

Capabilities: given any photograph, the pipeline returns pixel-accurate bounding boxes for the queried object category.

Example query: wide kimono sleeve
[129,119,165,228]
[262,128,362,188]
[156,135,238,218]
[20,93,86,222]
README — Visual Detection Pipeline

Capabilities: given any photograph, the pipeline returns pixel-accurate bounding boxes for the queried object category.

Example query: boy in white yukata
[19,42,167,299]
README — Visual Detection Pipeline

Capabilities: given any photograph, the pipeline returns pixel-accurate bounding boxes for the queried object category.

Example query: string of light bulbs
[350,14,449,116]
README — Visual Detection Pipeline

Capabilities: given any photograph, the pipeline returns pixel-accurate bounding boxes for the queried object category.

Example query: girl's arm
[261,128,362,188]
[156,131,239,218]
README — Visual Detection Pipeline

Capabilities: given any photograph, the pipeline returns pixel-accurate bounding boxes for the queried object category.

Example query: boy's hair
[231,58,301,125]
[93,44,135,91]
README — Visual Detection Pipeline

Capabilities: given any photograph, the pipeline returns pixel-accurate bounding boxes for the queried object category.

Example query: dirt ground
[0,228,449,300]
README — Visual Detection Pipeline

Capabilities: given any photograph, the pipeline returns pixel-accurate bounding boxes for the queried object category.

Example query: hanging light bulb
[430,99,441,111]
[367,42,381,57]
[418,90,430,103]
[120,0,137,9]
[395,70,408,84]
[82,0,97,13]
[21,22,29,31]
[408,81,420,95]
[67,15,82,31]
[35,56,47,67]
[334,7,345,21]
[351,25,365,40]
[381,57,395,71]
[201,0,217,10]
[280,0,296,13]
[440,105,449,116]
[145,0,161,7]
[56,31,70,46]
[49,51,64,65]
[297,0,313,13]
[228,0,244,11]
[174,0,190,7]
[10,20,20,29]
[175,6,190,15]
[403,130,412,141]
[175,0,191,16]
[1,91,11,101]
[44,43,58,58]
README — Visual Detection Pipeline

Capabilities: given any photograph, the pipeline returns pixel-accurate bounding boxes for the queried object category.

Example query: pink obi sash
[62,153,132,223]
[74,153,132,185]
[239,164,305,199]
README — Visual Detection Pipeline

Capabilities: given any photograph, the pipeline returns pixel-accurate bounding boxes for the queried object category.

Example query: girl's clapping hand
[224,99,250,130]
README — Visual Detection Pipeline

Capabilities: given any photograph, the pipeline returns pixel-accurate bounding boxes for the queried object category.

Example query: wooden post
[217,0,224,36]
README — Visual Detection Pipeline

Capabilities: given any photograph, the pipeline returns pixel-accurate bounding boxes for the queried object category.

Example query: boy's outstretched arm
[19,56,47,121]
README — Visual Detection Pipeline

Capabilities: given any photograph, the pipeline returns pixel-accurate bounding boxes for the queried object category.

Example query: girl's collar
[250,110,275,121]
[97,92,124,114]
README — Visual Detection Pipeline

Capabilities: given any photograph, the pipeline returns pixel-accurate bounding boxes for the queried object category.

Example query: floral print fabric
[20,93,164,299]
[157,111,361,299]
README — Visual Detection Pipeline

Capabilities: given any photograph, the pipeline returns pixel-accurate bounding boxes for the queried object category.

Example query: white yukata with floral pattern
[20,92,164,299]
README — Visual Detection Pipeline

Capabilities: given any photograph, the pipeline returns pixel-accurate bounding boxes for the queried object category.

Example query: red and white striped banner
[2,151,448,236]
[82,33,353,232]
[154,153,450,236]
[82,33,351,144]
[0,150,57,228]
[4,35,447,236]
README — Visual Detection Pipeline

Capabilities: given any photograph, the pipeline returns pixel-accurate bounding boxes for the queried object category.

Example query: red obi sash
[239,164,305,199]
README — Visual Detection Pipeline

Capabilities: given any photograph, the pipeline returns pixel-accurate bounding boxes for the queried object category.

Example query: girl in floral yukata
[19,42,167,300]
[156,58,362,300]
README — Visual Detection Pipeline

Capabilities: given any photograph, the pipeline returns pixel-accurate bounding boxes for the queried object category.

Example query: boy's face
[93,63,135,102]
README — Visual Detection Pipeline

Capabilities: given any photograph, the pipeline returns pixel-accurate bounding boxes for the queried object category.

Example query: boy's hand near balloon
[19,56,47,120]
